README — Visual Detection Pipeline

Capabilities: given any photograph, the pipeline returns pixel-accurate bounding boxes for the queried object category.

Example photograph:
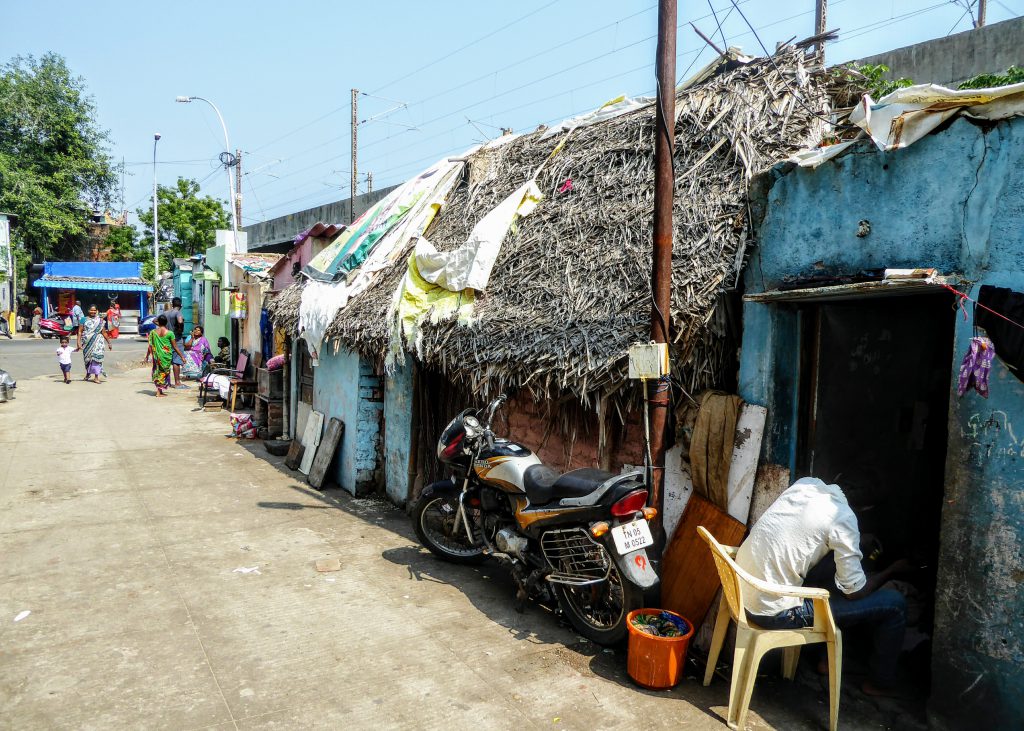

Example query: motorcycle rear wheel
[554,557,642,645]
[412,493,486,565]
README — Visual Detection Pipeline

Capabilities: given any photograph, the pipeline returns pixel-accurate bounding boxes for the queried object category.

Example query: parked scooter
[412,394,659,644]
[38,314,74,339]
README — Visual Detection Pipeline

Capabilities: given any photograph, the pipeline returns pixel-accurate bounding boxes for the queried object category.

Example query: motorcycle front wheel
[412,493,486,565]
[554,556,642,645]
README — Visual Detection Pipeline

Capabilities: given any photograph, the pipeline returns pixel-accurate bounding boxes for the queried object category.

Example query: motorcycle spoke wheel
[556,559,641,645]
[414,495,485,564]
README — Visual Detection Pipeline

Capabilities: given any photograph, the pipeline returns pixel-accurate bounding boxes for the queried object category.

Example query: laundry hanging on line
[957,336,996,398]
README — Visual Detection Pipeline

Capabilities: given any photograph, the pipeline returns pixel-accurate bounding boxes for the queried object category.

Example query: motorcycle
[412,393,659,645]
[39,315,74,339]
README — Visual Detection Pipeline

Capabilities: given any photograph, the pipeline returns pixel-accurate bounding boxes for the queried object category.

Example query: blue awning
[32,279,153,292]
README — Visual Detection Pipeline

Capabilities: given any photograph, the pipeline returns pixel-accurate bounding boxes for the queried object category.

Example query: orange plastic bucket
[626,608,694,689]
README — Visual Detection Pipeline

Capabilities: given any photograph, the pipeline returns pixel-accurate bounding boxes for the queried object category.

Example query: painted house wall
[383,360,414,506]
[313,345,384,495]
[202,245,229,353]
[270,239,313,291]
[740,116,1024,728]
[172,268,194,333]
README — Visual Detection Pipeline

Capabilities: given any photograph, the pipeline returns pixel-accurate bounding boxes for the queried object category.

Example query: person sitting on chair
[736,475,913,697]
[213,336,230,366]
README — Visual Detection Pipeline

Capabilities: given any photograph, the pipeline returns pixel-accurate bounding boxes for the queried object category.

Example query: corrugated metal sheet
[33,278,153,292]
[744,277,950,303]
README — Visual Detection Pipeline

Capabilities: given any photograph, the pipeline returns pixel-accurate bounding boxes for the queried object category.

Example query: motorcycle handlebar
[484,393,509,428]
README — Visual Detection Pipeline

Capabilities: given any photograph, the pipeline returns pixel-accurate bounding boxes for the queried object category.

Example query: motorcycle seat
[524,466,616,506]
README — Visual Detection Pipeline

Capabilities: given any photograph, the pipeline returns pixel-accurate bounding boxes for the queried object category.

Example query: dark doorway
[796,292,956,695]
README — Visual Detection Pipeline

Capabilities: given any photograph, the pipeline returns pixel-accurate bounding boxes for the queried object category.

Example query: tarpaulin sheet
[296,156,468,361]
[386,254,475,369]
[792,81,1024,167]
[415,180,543,292]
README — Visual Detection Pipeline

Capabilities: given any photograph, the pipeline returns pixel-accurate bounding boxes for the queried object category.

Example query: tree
[105,223,143,262]
[0,53,116,268]
[137,177,230,271]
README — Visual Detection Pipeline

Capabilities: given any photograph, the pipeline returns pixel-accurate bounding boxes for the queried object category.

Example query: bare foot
[861,680,901,697]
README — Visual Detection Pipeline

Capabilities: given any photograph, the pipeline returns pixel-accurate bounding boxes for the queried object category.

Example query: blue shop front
[740,114,1024,728]
[32,261,152,334]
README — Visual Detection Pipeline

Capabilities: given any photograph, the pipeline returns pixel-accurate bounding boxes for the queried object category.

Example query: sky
[4,0,1020,231]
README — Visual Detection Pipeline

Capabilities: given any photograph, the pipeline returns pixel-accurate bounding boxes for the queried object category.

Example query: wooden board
[298,410,324,475]
[307,418,344,489]
[659,492,747,631]
[284,440,305,470]
[725,404,767,525]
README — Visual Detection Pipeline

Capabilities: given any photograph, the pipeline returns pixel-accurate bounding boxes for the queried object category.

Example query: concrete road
[0,366,911,730]
[0,333,148,380]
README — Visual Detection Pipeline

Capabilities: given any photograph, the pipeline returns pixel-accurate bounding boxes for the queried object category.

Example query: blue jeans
[748,589,906,686]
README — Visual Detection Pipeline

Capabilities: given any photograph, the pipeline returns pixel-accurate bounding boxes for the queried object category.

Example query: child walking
[56,337,73,384]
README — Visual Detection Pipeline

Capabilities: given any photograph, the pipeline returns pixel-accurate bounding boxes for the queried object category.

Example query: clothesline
[940,284,1024,331]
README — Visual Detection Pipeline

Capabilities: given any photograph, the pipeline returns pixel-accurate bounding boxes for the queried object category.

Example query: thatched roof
[307,44,858,406]
[266,279,304,332]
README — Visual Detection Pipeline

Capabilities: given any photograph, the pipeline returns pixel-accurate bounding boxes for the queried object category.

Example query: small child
[56,337,73,384]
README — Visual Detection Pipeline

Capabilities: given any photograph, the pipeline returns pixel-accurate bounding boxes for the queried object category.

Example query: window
[211,283,221,315]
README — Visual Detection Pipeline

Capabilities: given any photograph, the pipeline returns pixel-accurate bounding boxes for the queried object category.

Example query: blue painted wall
[383,358,414,506]
[173,268,194,334]
[740,116,1024,728]
[312,345,383,495]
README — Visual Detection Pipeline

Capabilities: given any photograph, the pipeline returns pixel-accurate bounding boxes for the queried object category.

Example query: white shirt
[56,345,73,365]
[736,477,866,616]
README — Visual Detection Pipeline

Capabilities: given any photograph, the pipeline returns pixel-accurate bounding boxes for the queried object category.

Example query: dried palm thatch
[325,43,860,410]
[266,279,305,334]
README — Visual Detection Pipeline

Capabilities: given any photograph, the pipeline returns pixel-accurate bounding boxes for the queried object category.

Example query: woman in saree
[145,314,187,396]
[105,299,121,339]
[182,325,211,379]
[75,305,113,382]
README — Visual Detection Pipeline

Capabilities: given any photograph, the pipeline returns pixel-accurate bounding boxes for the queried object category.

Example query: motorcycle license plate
[611,519,653,555]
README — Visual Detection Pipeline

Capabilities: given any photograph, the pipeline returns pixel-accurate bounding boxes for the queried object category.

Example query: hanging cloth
[260,308,273,360]
[229,292,247,320]
[957,337,996,398]
[976,285,1024,384]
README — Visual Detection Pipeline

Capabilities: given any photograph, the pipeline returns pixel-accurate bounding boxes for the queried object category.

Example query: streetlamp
[175,95,239,234]
[153,133,161,281]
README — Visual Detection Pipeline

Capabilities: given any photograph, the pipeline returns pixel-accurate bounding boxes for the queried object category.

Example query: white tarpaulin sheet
[415,180,543,292]
[792,81,1024,167]
[296,156,468,362]
[541,95,653,139]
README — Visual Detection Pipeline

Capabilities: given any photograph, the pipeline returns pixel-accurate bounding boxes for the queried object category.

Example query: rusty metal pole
[814,0,828,63]
[351,89,358,223]
[648,0,676,545]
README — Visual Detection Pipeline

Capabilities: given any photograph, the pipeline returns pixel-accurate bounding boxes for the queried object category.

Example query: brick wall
[497,393,645,473]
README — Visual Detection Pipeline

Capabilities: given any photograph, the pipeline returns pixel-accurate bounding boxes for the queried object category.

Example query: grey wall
[243,187,399,253]
[846,15,1024,87]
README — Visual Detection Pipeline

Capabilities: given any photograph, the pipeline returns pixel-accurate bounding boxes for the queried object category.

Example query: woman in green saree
[145,314,187,397]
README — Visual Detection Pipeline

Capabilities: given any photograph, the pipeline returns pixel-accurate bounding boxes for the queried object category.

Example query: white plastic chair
[698,526,842,731]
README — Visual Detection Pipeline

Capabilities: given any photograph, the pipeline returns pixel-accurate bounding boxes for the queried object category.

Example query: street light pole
[175,95,239,234]
[153,133,161,280]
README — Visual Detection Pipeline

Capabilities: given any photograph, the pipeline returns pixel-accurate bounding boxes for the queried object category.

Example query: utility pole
[235,148,243,228]
[351,89,358,223]
[153,133,161,280]
[366,172,373,195]
[814,0,828,62]
[648,0,676,542]
[977,0,987,27]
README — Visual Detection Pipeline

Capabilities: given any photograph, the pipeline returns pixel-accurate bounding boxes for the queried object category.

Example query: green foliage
[853,63,914,99]
[0,53,116,262]
[958,65,1024,90]
[105,223,141,262]
[137,177,230,263]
